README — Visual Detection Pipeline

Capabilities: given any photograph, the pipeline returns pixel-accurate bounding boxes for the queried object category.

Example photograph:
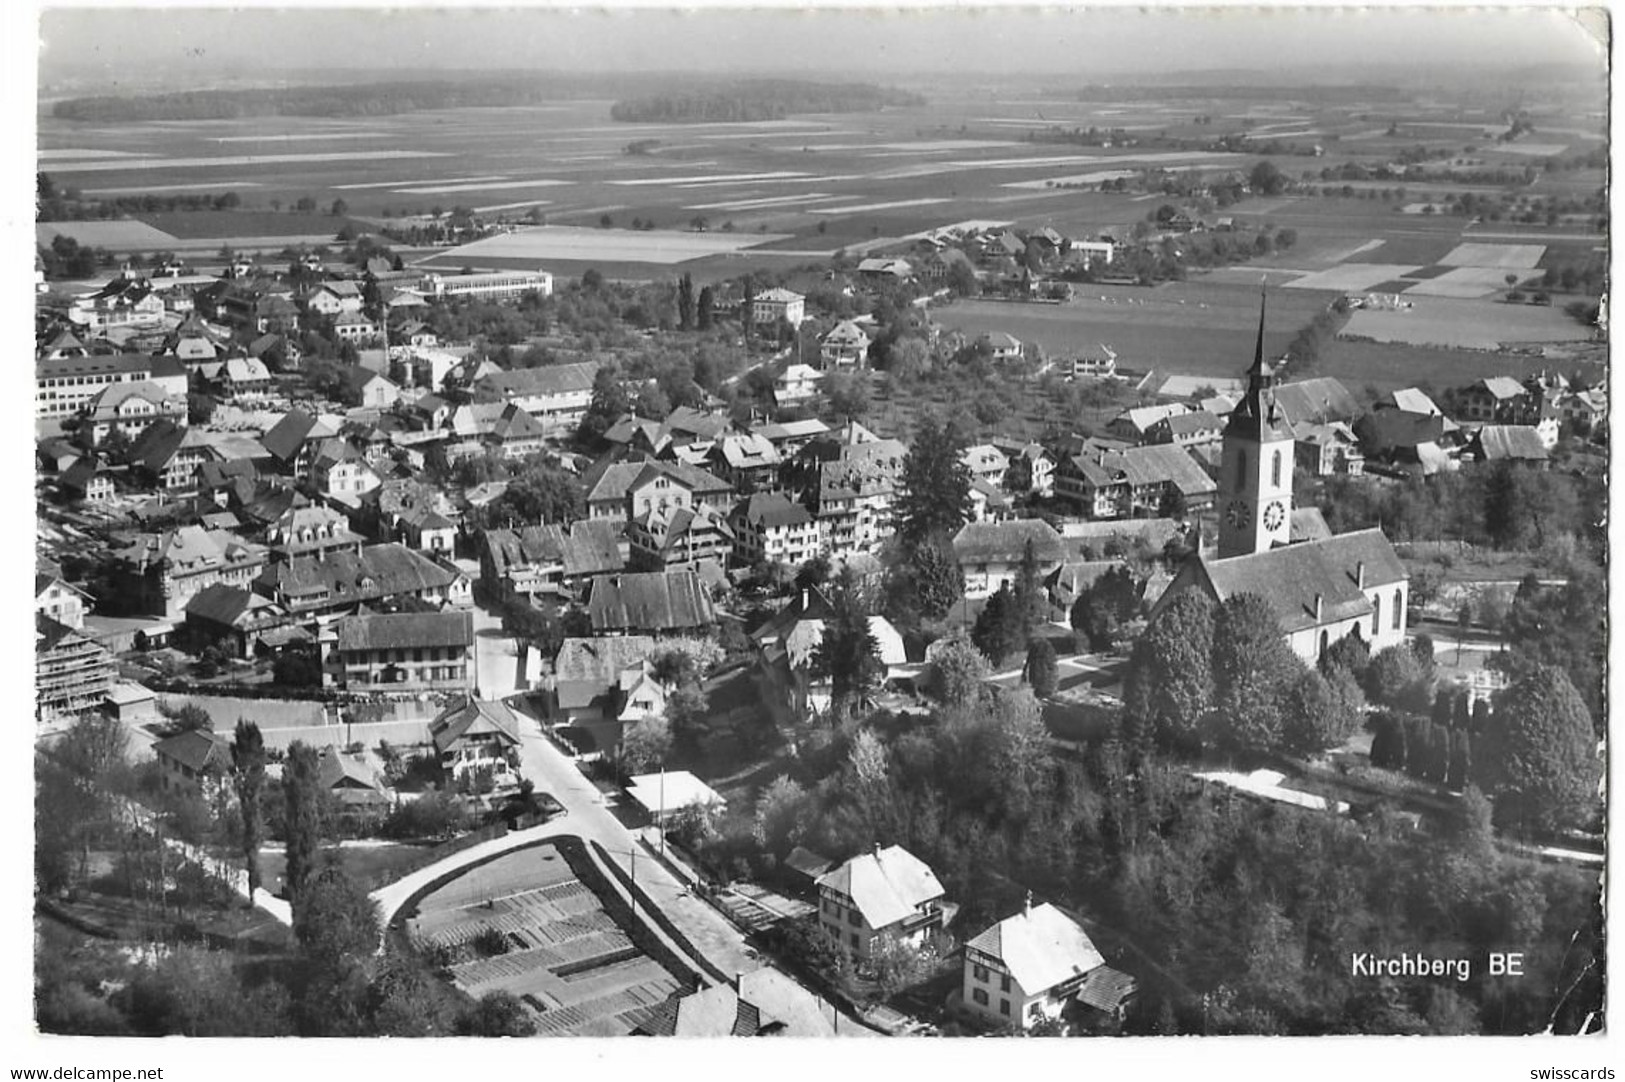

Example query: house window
[1392,589,1402,630]
[974,965,989,983]
[850,934,860,950]
[999,1000,1011,1017]
[1000,976,1012,994]
[847,910,861,926]
[972,989,989,1007]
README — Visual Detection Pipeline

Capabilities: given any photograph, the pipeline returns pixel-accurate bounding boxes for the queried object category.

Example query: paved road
[470,603,523,700]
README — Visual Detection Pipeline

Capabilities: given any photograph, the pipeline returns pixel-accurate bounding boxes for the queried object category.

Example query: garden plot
[1438,243,1546,269]
[408,844,684,1037]
[439,225,789,265]
[38,149,148,159]
[1341,297,1594,349]
[1280,263,1423,292]
[83,182,264,195]
[391,179,573,195]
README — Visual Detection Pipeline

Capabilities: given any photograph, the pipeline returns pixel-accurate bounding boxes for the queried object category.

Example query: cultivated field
[1342,298,1594,349]
[406,843,684,1037]
[438,224,791,265]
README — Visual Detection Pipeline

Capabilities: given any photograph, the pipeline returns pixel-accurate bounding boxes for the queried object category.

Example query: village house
[961,897,1137,1032]
[952,519,1067,600]
[472,360,600,438]
[772,363,823,411]
[301,280,366,317]
[968,478,1014,523]
[397,505,458,554]
[36,352,173,422]
[1459,376,1528,423]
[752,287,806,329]
[1464,424,1550,466]
[627,504,735,573]
[428,698,522,790]
[151,729,234,801]
[753,417,830,458]
[479,520,626,604]
[1146,409,1224,452]
[550,635,665,756]
[78,381,187,448]
[960,444,1011,488]
[324,610,474,691]
[337,366,400,410]
[331,310,380,343]
[1054,442,1217,520]
[311,438,384,501]
[1106,403,1191,444]
[815,844,949,960]
[264,503,366,561]
[584,460,736,524]
[583,570,716,636]
[36,569,90,630]
[254,542,466,616]
[819,320,872,369]
[183,583,299,659]
[1294,421,1366,477]
[262,408,345,479]
[728,492,819,569]
[981,332,1024,365]
[706,431,782,495]
[991,439,1056,497]
[111,525,270,619]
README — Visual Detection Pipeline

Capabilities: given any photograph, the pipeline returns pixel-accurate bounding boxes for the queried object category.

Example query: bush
[381,790,468,840]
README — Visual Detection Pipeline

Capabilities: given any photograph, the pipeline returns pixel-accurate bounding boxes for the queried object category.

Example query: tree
[281,742,323,907]
[1250,159,1288,196]
[619,715,672,774]
[1363,645,1431,712]
[697,285,715,330]
[932,633,990,705]
[825,371,869,419]
[909,538,965,621]
[291,865,381,1035]
[814,567,884,711]
[1206,593,1306,756]
[488,462,584,526]
[1011,539,1049,634]
[894,414,973,545]
[1025,638,1058,698]
[971,584,1026,667]
[1281,667,1362,757]
[1480,665,1600,836]
[794,554,832,594]
[457,991,536,1037]
[187,393,217,425]
[231,720,267,903]
[1122,592,1215,757]
[163,703,214,733]
[1071,565,1139,652]
[676,272,695,331]
[1158,484,1188,520]
[754,775,810,854]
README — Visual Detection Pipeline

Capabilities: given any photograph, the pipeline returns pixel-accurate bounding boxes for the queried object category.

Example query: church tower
[1217,294,1294,558]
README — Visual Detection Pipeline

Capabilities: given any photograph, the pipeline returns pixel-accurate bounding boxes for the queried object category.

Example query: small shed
[626,770,725,824]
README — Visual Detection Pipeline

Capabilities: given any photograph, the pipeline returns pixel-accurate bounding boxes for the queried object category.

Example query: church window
[1272,450,1283,487]
[1372,592,1381,635]
[1319,630,1329,659]
[1236,449,1248,486]
[1393,589,1403,630]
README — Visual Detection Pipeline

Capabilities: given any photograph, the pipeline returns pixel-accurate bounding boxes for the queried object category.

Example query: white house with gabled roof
[815,843,947,959]
[961,897,1136,1031]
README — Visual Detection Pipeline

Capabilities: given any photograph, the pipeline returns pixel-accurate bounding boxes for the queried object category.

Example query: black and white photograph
[19,1,1612,1071]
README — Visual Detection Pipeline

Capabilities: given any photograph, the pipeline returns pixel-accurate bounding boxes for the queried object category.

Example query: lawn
[1316,338,1603,395]
[254,841,439,895]
[1342,297,1592,348]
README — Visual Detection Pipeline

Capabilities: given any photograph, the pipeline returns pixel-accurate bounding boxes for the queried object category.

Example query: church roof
[1191,528,1406,635]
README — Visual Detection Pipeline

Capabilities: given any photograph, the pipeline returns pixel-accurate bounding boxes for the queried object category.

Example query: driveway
[470,603,523,700]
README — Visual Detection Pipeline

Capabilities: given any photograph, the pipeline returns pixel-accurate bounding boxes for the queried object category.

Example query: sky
[37,4,1609,83]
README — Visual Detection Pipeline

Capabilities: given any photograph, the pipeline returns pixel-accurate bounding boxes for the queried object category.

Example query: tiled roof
[184,583,262,627]
[1065,444,1216,497]
[335,610,472,652]
[553,635,658,709]
[966,903,1106,995]
[262,409,321,463]
[1270,377,1360,427]
[483,520,624,580]
[952,519,1066,565]
[429,698,522,754]
[815,845,943,930]
[585,570,716,633]
[1076,966,1138,1013]
[474,360,599,400]
[1191,527,1406,635]
[1471,425,1549,462]
[152,728,233,774]
[633,986,779,1037]
[734,492,812,530]
[256,543,458,604]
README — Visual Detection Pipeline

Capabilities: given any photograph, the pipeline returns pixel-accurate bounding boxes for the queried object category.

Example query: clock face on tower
[1263,499,1287,531]
[1225,499,1250,529]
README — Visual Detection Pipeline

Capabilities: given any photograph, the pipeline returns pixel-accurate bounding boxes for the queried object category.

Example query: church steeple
[1217,288,1294,558]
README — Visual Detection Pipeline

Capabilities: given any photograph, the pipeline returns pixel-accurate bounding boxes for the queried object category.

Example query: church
[1154,301,1409,663]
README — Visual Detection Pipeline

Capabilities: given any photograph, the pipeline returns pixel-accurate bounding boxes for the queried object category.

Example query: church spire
[1247,284,1272,390]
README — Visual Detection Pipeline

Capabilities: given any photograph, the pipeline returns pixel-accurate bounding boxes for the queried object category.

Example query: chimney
[872,842,882,858]
[1024,890,1033,916]
[1356,562,1365,589]
[1312,594,1324,623]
